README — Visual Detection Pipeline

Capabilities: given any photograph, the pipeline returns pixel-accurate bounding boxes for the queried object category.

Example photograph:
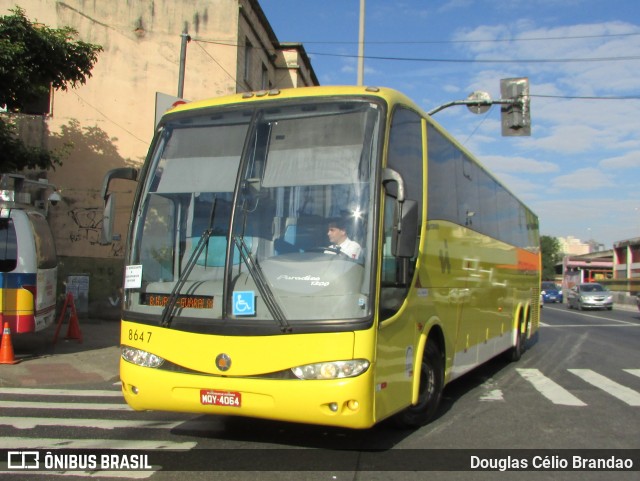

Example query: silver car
[567,283,613,311]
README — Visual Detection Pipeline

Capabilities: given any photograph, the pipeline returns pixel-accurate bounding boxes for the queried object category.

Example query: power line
[192,37,640,65]
[307,51,640,64]
[292,31,640,45]
[531,94,640,100]
[192,40,241,89]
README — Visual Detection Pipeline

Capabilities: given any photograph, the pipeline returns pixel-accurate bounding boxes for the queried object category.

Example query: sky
[259,0,640,250]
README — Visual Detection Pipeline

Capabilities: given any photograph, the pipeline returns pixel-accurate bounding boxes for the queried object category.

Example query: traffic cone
[0,322,20,364]
[65,311,83,342]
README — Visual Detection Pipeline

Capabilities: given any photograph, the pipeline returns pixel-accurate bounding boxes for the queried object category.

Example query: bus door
[374,107,423,419]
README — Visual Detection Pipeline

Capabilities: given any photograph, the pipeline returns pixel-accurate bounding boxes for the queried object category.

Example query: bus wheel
[394,339,444,428]
[507,318,526,362]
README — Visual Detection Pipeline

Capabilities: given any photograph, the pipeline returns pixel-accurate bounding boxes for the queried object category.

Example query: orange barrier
[53,292,83,344]
[0,322,19,364]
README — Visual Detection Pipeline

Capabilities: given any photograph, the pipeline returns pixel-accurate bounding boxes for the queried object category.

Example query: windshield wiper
[160,195,218,328]
[160,228,213,328]
[233,235,291,333]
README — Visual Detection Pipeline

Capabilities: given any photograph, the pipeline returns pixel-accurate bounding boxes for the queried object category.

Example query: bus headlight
[121,346,165,368]
[291,359,370,380]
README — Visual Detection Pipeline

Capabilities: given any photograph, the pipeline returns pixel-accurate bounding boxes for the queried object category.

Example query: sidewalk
[0,319,121,388]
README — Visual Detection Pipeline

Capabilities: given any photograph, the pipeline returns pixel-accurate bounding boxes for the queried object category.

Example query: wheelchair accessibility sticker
[233,291,255,316]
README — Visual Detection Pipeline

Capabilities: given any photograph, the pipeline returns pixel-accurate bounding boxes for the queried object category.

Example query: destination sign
[140,293,213,309]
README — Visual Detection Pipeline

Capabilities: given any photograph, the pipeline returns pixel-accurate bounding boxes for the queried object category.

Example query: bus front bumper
[120,358,377,429]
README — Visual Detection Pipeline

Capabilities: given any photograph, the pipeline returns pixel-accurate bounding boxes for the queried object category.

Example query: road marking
[568,369,640,406]
[540,323,640,327]
[542,305,639,325]
[0,388,195,478]
[0,388,122,397]
[0,416,183,430]
[479,377,504,401]
[0,401,130,411]
[624,369,640,379]
[0,437,196,450]
[479,389,504,401]
[516,368,586,406]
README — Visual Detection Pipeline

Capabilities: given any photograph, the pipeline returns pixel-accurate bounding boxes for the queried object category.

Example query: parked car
[567,283,613,311]
[541,281,563,304]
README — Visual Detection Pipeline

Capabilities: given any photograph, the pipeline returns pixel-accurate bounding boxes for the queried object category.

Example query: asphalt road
[0,303,638,480]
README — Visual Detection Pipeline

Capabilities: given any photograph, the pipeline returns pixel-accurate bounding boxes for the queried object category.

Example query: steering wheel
[307,246,353,260]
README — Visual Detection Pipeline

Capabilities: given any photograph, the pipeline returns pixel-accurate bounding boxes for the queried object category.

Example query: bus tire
[507,317,526,362]
[393,339,444,428]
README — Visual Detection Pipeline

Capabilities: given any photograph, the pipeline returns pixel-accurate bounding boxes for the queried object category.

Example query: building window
[244,38,253,85]
[22,86,52,115]
[261,64,269,90]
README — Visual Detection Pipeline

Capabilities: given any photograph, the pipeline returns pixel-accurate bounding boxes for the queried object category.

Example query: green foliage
[0,115,64,171]
[0,7,102,110]
[540,235,561,281]
[0,6,102,171]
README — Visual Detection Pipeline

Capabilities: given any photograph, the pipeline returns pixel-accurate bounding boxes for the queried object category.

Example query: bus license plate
[200,389,241,407]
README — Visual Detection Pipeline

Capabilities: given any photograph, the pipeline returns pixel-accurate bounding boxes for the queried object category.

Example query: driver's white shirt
[331,238,362,260]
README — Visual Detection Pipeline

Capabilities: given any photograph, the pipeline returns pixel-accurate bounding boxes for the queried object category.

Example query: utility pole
[357,0,365,86]
[178,29,191,98]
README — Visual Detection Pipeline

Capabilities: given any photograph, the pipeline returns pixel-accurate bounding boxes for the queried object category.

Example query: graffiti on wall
[67,207,124,257]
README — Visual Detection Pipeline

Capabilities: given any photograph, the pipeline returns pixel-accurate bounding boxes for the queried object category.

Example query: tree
[540,235,562,281]
[0,7,102,171]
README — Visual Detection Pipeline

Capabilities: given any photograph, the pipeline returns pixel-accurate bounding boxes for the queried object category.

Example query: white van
[0,192,58,334]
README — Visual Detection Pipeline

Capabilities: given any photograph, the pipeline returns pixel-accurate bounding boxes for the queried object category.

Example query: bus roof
[160,85,536,220]
[164,86,422,117]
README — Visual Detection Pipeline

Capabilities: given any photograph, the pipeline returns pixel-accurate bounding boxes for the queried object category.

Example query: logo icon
[7,451,39,470]
[232,291,255,316]
[215,353,232,371]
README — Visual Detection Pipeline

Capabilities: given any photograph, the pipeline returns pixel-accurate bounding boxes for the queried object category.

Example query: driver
[326,218,362,260]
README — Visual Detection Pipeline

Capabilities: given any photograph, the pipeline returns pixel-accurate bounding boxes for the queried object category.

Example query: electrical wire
[192,40,241,88]
[306,51,640,64]
[191,37,640,64]
[531,94,640,100]
[291,31,640,45]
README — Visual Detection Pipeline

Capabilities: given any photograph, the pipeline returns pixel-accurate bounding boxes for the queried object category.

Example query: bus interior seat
[189,236,253,267]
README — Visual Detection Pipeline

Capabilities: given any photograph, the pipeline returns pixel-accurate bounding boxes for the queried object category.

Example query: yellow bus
[103,86,540,429]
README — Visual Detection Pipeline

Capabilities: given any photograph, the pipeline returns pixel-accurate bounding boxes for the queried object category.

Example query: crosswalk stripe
[624,369,640,379]
[0,401,130,411]
[0,416,183,430]
[568,369,640,406]
[516,368,587,406]
[0,388,122,397]
[0,437,196,450]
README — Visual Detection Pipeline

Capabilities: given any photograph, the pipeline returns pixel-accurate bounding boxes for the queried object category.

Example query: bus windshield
[126,99,381,329]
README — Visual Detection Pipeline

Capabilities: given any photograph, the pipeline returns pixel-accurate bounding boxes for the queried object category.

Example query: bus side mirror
[392,199,418,258]
[100,193,116,245]
[382,167,418,257]
[100,167,138,245]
